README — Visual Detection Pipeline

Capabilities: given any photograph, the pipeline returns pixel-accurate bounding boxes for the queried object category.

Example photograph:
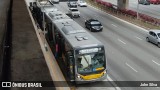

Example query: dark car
[139,0,150,5]
[85,19,103,32]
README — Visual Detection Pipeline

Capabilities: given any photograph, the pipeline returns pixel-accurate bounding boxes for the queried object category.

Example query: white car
[69,8,80,17]
[77,1,87,7]
[146,30,160,48]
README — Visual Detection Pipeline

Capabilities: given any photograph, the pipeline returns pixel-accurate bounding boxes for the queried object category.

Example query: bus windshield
[77,51,105,74]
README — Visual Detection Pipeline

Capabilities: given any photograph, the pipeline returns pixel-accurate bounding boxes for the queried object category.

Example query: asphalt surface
[10,0,55,90]
[55,2,160,90]
[102,0,160,19]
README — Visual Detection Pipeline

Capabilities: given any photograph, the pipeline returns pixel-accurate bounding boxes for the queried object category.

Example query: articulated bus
[42,6,107,83]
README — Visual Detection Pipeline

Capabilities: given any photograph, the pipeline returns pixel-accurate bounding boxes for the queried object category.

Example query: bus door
[66,51,75,81]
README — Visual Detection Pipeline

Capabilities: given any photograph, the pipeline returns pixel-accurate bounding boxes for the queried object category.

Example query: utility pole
[137,0,140,19]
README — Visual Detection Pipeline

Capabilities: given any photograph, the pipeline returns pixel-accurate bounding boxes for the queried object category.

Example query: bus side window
[46,23,53,42]
[54,28,59,44]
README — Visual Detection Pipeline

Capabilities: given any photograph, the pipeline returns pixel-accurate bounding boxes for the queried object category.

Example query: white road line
[111,24,117,27]
[126,63,138,72]
[152,60,160,66]
[82,16,86,20]
[107,75,121,90]
[118,39,126,44]
[135,36,142,40]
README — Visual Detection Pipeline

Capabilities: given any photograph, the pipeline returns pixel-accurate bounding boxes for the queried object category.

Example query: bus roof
[45,10,103,49]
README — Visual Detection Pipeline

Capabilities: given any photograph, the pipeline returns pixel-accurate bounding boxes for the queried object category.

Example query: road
[102,0,160,19]
[55,2,160,90]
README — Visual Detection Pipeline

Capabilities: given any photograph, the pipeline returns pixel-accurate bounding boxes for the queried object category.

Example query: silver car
[146,30,160,48]
[68,8,80,18]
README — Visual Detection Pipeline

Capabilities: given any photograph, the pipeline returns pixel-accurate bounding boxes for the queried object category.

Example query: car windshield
[77,52,105,74]
[158,33,160,38]
[71,2,76,4]
[39,1,52,5]
[71,9,78,11]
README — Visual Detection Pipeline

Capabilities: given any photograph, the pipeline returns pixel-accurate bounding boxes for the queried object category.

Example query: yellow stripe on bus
[80,71,104,80]
[96,67,104,71]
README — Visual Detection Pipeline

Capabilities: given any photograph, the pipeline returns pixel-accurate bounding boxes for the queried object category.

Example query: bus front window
[77,53,105,74]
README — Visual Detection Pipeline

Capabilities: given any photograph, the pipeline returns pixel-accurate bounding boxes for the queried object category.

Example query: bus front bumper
[75,71,107,84]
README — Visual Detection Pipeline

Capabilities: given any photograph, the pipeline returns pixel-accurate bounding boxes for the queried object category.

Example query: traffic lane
[54,2,71,14]
[70,19,129,88]
[129,0,160,13]
[76,8,146,36]
[76,3,147,36]
[89,32,160,90]
[129,5,160,19]
[129,1,160,19]
[73,19,159,90]
[76,7,160,79]
[75,5,158,90]
[129,0,160,19]
[77,5,160,59]
[76,15,160,81]
[74,19,160,90]
[104,0,160,19]
[54,2,68,13]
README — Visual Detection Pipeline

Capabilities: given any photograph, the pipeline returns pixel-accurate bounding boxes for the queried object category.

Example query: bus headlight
[77,75,81,78]
[77,74,81,78]
[103,70,107,74]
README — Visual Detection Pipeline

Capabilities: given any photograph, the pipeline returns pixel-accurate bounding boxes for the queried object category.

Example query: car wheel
[157,43,160,48]
[90,28,93,32]
[85,24,87,28]
[146,37,149,42]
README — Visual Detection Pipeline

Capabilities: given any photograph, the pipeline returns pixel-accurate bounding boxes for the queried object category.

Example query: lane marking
[111,24,117,27]
[126,63,138,72]
[118,39,126,44]
[152,60,160,66]
[82,16,86,20]
[107,75,121,90]
[135,36,142,40]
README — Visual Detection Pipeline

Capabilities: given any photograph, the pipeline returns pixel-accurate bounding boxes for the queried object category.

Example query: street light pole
[137,0,139,19]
